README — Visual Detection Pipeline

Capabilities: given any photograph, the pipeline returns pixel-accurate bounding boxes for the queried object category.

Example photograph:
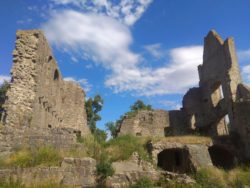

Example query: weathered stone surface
[106,152,160,188]
[118,110,188,137]
[0,30,90,155]
[0,157,97,187]
[182,30,241,136]
[1,30,89,135]
[147,141,213,173]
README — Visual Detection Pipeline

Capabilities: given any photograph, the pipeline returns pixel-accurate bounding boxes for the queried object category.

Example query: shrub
[194,167,227,188]
[1,146,61,168]
[96,155,114,180]
[0,177,25,188]
[105,134,150,162]
[130,177,154,188]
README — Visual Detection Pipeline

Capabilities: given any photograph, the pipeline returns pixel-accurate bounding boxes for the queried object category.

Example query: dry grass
[150,135,212,145]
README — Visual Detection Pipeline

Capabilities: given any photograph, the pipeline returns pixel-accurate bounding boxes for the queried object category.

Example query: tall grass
[104,134,150,162]
[0,146,62,168]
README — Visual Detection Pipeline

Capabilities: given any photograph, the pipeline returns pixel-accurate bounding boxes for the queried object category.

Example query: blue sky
[1,0,250,130]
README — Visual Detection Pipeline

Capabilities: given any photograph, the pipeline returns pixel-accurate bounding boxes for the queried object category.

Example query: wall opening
[48,56,53,62]
[216,114,230,136]
[157,148,190,173]
[208,145,235,169]
[211,82,224,107]
[48,124,52,128]
[54,69,59,80]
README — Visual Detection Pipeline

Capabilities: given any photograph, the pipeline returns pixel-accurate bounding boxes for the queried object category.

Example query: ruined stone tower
[183,30,242,136]
[1,30,90,135]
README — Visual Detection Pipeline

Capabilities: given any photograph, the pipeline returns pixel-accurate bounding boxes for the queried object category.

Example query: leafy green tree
[94,128,107,143]
[0,80,10,117]
[105,122,117,138]
[130,100,152,112]
[85,94,103,133]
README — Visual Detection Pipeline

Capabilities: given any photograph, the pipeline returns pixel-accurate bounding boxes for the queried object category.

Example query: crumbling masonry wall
[1,30,89,135]
[183,30,242,136]
[118,110,188,137]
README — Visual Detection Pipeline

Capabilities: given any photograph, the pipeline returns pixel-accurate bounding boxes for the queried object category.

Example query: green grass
[0,146,62,168]
[104,134,150,162]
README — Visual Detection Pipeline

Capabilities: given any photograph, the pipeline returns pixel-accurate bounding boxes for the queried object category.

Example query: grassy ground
[0,134,249,187]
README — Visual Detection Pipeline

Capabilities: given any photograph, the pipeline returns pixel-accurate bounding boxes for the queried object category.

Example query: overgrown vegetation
[130,177,154,188]
[0,80,10,118]
[105,100,153,139]
[0,146,62,168]
[0,178,25,188]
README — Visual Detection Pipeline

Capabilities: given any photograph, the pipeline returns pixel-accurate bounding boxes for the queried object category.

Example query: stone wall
[1,30,89,135]
[183,30,242,136]
[118,109,189,137]
[147,141,213,173]
[2,30,89,135]
[0,157,96,187]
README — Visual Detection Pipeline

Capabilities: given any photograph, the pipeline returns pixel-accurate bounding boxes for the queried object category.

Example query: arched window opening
[54,69,59,80]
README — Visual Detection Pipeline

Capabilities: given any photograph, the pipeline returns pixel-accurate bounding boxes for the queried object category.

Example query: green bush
[1,146,62,168]
[0,177,25,188]
[105,134,150,162]
[96,157,114,180]
[130,177,154,188]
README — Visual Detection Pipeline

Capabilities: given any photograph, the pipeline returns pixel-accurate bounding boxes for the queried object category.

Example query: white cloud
[105,46,203,96]
[49,0,153,26]
[159,100,182,110]
[242,65,250,85]
[42,1,203,96]
[0,75,11,85]
[64,77,92,92]
[144,43,164,58]
[238,49,250,61]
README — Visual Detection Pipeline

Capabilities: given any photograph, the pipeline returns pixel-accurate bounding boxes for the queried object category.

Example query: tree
[94,128,107,143]
[105,122,117,138]
[85,94,104,133]
[0,80,10,117]
[130,100,152,112]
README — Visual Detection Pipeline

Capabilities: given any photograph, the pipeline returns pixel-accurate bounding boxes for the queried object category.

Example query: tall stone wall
[1,30,89,135]
[183,30,242,136]
[118,110,188,137]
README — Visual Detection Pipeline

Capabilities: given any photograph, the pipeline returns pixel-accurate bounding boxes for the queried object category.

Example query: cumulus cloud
[42,10,138,70]
[144,43,164,59]
[49,0,153,26]
[238,49,250,61]
[159,100,182,110]
[105,46,203,96]
[64,77,92,92]
[42,0,203,96]
[0,75,11,85]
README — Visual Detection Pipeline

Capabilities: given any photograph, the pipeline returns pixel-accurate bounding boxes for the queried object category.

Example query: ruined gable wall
[118,110,169,137]
[2,30,89,135]
[118,109,188,137]
[183,31,242,136]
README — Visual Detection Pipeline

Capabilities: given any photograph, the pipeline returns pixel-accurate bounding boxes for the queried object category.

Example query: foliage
[105,121,117,138]
[130,100,152,112]
[0,177,25,188]
[0,80,10,117]
[0,146,62,168]
[105,100,153,139]
[85,94,103,133]
[96,154,114,181]
[93,128,107,144]
[130,177,154,188]
[104,134,150,162]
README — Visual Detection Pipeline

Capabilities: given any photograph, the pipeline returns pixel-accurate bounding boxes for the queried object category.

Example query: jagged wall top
[1,30,90,135]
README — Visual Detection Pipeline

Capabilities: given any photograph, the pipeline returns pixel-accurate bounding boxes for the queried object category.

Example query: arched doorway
[157,148,191,173]
[208,145,235,169]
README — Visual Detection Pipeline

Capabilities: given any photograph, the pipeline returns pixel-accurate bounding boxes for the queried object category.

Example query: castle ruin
[0,30,90,155]
[118,30,250,163]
